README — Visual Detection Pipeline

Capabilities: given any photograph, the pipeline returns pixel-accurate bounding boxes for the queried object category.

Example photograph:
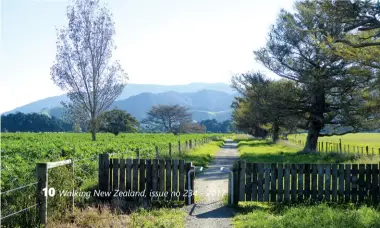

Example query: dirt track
[185,139,238,228]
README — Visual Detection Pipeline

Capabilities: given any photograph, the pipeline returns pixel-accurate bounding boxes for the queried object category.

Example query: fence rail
[99,155,195,205]
[231,160,380,204]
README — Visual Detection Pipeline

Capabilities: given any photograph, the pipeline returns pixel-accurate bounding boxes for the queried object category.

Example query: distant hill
[3,83,234,115]
[112,90,236,121]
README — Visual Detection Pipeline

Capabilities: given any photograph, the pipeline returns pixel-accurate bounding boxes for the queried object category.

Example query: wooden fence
[98,154,195,204]
[231,160,380,204]
[288,138,380,156]
[115,137,215,159]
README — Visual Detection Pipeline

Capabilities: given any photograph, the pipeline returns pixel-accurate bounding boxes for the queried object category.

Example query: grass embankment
[183,140,224,167]
[233,202,380,228]
[238,139,380,164]
[233,138,380,228]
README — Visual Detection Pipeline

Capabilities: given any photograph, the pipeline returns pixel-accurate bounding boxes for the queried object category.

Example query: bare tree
[51,0,127,141]
[142,105,192,133]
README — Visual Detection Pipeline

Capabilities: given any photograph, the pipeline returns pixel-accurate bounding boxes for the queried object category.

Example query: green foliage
[183,140,223,167]
[200,119,236,133]
[254,0,375,151]
[98,109,139,135]
[231,72,300,141]
[1,112,72,132]
[142,104,192,133]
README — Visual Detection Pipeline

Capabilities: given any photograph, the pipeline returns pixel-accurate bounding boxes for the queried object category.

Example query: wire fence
[288,138,380,158]
[0,181,40,227]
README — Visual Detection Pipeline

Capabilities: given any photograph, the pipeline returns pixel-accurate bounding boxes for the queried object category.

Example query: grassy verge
[238,139,380,164]
[233,202,380,228]
[49,206,186,228]
[183,140,224,167]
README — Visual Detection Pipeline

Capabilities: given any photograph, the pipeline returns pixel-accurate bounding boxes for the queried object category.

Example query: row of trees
[232,0,380,152]
[1,113,72,132]
[2,104,233,134]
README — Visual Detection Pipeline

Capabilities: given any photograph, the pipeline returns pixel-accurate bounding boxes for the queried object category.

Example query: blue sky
[0,0,294,113]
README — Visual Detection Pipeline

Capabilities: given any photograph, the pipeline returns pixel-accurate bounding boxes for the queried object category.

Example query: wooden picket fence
[231,160,380,204]
[98,154,195,204]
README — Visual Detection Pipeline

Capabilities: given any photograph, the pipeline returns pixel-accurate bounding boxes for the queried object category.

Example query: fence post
[186,140,188,150]
[326,142,328,153]
[98,153,109,192]
[366,146,369,156]
[178,141,181,156]
[239,160,246,201]
[136,148,140,159]
[169,143,172,158]
[233,162,239,205]
[36,163,48,225]
[155,146,159,159]
[339,139,342,153]
[185,162,195,205]
[194,139,197,148]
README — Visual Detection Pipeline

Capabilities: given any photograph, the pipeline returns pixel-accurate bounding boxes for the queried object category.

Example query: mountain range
[4,83,237,122]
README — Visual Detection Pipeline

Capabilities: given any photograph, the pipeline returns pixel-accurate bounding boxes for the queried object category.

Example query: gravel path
[185,139,238,228]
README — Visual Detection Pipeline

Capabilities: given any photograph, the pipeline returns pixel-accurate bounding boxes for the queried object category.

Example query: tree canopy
[231,72,299,141]
[98,109,139,135]
[252,0,374,151]
[1,112,71,132]
[51,0,127,141]
[142,104,192,133]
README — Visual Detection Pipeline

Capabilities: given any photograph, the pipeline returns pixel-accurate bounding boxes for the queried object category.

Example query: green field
[1,133,225,190]
[0,132,226,227]
[288,133,380,150]
[238,139,379,164]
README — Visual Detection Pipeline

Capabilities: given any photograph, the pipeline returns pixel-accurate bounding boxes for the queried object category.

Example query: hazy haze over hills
[3,83,237,122]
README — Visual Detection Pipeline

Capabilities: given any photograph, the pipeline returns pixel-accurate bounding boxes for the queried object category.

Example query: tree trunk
[91,128,96,141]
[303,121,322,152]
[303,87,325,152]
[90,116,97,141]
[272,121,280,143]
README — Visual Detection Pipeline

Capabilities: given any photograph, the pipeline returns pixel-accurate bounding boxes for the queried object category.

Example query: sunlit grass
[183,140,224,167]
[233,202,380,228]
[238,139,380,164]
[288,133,380,149]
